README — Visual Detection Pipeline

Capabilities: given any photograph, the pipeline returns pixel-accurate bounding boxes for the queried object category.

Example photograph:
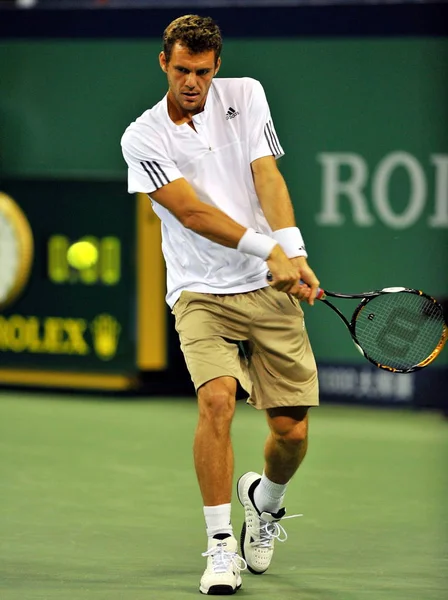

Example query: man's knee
[267,407,309,446]
[197,377,237,423]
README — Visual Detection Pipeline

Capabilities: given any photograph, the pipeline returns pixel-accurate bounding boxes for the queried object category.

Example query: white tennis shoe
[200,534,247,595]
[237,471,300,575]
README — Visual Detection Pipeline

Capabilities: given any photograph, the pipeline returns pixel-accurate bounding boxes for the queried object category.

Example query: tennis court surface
[1,392,447,600]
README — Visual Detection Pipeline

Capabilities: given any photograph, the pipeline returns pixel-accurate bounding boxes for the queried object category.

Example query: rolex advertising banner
[0,37,447,399]
[0,181,166,391]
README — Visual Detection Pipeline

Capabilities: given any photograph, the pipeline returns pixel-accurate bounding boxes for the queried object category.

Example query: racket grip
[266,271,325,300]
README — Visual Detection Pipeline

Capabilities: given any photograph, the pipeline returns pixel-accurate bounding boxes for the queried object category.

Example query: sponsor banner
[318,362,447,407]
[0,180,136,374]
[0,38,446,394]
[0,313,121,361]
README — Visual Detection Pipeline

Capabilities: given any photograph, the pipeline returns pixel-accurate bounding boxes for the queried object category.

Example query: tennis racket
[267,274,447,373]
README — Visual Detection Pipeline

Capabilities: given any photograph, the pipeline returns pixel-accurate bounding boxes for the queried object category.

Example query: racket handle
[266,271,325,300]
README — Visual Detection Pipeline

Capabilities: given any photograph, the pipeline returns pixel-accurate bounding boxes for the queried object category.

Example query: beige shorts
[172,286,319,410]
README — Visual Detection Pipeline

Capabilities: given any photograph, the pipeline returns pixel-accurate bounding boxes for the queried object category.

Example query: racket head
[349,289,447,373]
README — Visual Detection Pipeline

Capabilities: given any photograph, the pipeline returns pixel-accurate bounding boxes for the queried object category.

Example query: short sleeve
[247,79,285,164]
[121,126,183,194]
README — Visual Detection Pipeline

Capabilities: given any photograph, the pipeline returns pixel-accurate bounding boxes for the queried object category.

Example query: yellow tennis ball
[67,241,98,270]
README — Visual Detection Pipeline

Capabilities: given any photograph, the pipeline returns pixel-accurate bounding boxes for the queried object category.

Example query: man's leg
[195,376,237,509]
[196,376,245,595]
[237,406,309,574]
[264,406,309,483]
[255,406,308,511]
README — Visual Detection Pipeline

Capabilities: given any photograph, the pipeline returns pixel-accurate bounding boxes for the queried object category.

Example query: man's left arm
[251,155,320,304]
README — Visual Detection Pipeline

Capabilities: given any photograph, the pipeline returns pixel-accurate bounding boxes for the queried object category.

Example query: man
[121,14,320,595]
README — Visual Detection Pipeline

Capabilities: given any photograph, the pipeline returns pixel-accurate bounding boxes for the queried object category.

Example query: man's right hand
[266,245,301,292]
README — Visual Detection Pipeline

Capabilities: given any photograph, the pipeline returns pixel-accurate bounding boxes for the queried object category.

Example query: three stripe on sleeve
[264,120,283,156]
[140,160,170,189]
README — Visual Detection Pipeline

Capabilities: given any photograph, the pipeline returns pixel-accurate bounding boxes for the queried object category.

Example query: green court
[0,392,447,600]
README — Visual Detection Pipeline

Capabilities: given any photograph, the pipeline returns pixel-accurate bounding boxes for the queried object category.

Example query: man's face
[160,42,220,114]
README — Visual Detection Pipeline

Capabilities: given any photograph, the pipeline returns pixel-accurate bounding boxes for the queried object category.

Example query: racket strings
[354,292,445,370]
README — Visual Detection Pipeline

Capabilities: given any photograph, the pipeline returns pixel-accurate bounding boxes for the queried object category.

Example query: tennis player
[121,14,320,595]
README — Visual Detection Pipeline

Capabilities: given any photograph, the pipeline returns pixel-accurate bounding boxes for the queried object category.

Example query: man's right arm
[121,128,300,290]
[151,179,301,291]
[121,129,246,248]
[151,178,245,249]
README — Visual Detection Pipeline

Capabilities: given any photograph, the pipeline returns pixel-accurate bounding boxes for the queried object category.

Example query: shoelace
[254,513,303,548]
[202,545,248,574]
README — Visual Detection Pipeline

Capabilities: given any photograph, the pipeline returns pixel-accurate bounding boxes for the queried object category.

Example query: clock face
[0,216,20,304]
[0,193,34,310]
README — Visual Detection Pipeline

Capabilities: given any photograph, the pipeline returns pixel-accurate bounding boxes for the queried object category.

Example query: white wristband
[271,227,308,258]
[237,228,278,260]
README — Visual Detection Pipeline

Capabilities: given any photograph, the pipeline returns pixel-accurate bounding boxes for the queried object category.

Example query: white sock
[253,472,287,514]
[204,503,233,538]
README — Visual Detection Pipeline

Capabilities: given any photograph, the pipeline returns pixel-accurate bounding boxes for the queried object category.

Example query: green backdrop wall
[0,38,447,397]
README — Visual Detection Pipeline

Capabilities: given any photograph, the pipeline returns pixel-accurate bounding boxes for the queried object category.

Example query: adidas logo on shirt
[226,106,240,120]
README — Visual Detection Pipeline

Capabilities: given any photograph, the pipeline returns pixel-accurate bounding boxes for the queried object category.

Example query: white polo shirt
[121,77,284,308]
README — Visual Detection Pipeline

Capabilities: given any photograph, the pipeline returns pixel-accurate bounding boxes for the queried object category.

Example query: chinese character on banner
[394,375,414,401]
[358,370,374,398]
[375,371,395,398]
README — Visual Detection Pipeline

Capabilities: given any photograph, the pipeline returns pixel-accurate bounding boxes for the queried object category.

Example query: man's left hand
[288,257,320,306]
